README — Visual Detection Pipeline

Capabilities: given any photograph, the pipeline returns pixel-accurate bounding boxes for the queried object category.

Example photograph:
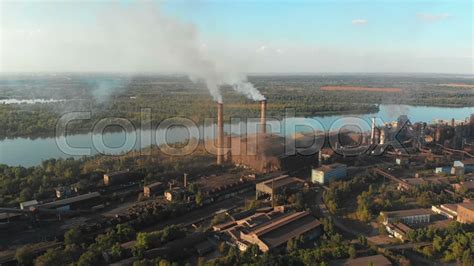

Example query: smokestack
[217,102,224,165]
[183,173,187,188]
[318,150,322,167]
[260,99,267,134]
[370,117,376,145]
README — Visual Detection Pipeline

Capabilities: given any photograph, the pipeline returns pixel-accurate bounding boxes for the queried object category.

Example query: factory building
[214,100,314,172]
[454,159,474,173]
[431,204,459,220]
[164,187,192,202]
[38,192,101,211]
[214,207,322,252]
[384,222,413,241]
[457,202,474,224]
[229,133,315,173]
[332,254,392,266]
[103,170,141,186]
[20,200,39,210]
[380,208,433,225]
[311,163,347,184]
[255,175,305,200]
[143,182,163,198]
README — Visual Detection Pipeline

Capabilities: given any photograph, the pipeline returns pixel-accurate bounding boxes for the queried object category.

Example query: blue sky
[1,0,472,73]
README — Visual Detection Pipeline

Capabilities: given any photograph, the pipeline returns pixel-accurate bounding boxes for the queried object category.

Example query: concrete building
[164,187,191,202]
[380,208,433,225]
[143,182,163,198]
[255,175,305,200]
[457,202,474,224]
[229,133,314,173]
[454,159,474,173]
[55,186,76,199]
[103,170,140,186]
[385,222,413,241]
[214,207,322,252]
[431,204,458,220]
[311,163,347,184]
[435,166,451,175]
[20,200,38,210]
[38,192,101,211]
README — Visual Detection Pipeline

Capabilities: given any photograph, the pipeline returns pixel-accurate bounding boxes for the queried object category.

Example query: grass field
[321,86,402,92]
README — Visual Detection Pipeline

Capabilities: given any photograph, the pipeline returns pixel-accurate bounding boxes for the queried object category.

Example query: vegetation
[1,74,472,138]
[407,222,474,264]
[0,144,215,206]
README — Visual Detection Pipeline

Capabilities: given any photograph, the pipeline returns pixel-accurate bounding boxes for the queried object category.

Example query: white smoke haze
[1,2,264,103]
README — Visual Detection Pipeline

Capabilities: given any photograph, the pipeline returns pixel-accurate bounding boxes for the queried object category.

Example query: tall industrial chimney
[260,99,267,134]
[217,102,224,165]
[183,173,188,188]
[370,117,376,145]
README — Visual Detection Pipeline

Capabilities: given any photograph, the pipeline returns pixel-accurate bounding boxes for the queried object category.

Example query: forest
[0,73,473,138]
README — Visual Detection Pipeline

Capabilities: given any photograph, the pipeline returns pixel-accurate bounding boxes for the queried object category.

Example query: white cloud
[351,19,368,25]
[417,13,451,22]
[257,45,267,52]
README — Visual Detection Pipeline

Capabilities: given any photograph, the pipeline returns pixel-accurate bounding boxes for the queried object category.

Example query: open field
[321,86,402,92]
[439,83,474,88]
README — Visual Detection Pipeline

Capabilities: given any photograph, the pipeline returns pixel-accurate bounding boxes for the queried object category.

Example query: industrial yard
[1,93,473,265]
[1,0,473,265]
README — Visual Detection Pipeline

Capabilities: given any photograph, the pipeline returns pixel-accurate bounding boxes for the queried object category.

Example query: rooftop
[331,254,392,266]
[255,212,321,249]
[458,202,474,212]
[39,192,100,209]
[461,158,474,165]
[145,181,163,189]
[257,175,304,191]
[381,208,433,218]
[315,163,347,173]
[0,213,22,220]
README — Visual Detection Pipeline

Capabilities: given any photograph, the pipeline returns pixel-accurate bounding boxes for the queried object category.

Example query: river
[0,104,472,167]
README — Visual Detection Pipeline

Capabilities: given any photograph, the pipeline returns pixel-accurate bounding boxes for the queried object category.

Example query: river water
[0,104,472,167]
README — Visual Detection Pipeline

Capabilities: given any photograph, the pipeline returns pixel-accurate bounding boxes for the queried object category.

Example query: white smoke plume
[113,4,266,103]
[2,2,265,103]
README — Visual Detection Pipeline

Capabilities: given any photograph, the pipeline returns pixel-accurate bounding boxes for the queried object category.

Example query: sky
[0,0,472,74]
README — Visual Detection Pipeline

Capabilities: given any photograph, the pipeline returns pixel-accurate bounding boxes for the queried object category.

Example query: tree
[109,243,125,261]
[242,244,261,262]
[15,245,34,266]
[348,245,357,259]
[218,242,228,254]
[358,235,367,247]
[462,250,473,266]
[78,250,102,266]
[64,228,83,246]
[433,235,443,252]
[35,248,65,266]
[421,246,433,258]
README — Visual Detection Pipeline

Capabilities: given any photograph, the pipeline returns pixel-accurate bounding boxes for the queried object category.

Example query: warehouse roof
[337,254,392,266]
[39,192,100,209]
[314,163,347,173]
[256,175,304,192]
[241,211,321,251]
[381,208,433,218]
